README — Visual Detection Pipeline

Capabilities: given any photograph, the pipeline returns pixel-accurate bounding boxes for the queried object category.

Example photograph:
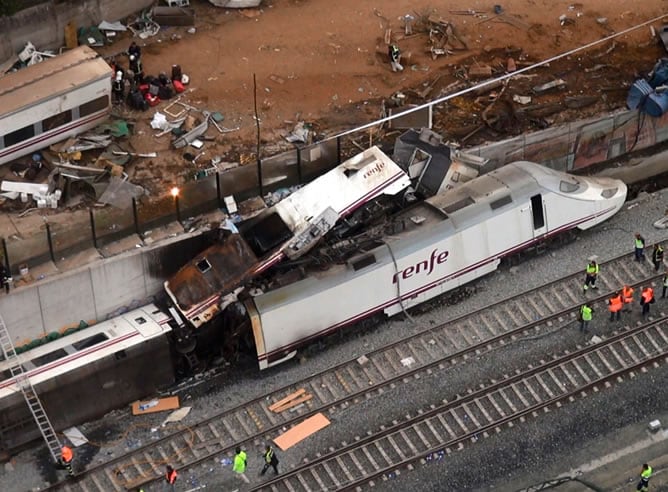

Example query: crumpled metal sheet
[97,176,145,208]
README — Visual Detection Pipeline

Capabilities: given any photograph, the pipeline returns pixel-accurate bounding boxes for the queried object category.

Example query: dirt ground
[5,0,668,202]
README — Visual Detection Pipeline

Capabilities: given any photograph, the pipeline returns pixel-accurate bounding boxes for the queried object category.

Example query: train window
[196,258,212,273]
[30,349,68,368]
[3,124,35,147]
[42,110,73,132]
[442,196,474,214]
[72,333,108,351]
[351,254,376,271]
[490,195,512,210]
[79,95,109,117]
[531,194,545,229]
[559,180,580,193]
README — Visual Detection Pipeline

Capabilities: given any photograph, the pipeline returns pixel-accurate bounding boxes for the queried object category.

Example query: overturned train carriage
[0,305,174,452]
[243,161,627,369]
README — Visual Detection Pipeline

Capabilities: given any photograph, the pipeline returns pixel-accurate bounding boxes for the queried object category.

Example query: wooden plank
[272,394,313,413]
[268,389,306,412]
[131,397,180,415]
[384,28,392,45]
[273,413,331,451]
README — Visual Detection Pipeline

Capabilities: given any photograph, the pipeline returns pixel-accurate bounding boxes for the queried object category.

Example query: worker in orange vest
[622,285,634,312]
[165,465,178,491]
[608,291,623,322]
[640,286,655,319]
[60,445,74,476]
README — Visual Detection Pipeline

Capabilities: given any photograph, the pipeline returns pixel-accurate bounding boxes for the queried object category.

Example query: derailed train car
[0,305,174,451]
[240,161,627,369]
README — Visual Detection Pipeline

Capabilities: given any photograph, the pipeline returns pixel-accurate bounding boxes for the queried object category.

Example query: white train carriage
[0,46,112,166]
[0,304,174,452]
[245,161,627,369]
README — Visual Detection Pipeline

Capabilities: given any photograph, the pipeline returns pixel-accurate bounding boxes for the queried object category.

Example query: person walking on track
[637,463,652,491]
[608,291,623,322]
[622,284,634,312]
[652,243,664,271]
[260,445,280,476]
[634,233,646,262]
[583,259,599,292]
[233,446,250,484]
[640,286,655,319]
[579,303,593,333]
[165,465,178,491]
[59,445,75,477]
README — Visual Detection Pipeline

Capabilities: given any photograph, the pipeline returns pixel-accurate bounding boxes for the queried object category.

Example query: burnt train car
[0,305,174,452]
[241,161,627,369]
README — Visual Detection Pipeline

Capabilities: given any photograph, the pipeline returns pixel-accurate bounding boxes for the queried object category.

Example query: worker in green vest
[637,463,652,491]
[580,303,593,333]
[583,260,599,291]
[233,446,250,484]
[634,233,646,261]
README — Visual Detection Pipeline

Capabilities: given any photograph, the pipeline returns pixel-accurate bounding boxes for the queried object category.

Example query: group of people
[161,445,279,490]
[580,233,665,333]
[111,41,143,104]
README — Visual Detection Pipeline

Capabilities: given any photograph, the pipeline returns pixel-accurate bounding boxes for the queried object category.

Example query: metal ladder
[0,314,62,463]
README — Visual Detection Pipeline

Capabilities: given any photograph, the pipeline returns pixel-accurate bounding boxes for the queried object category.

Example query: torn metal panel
[165,145,410,328]
[164,234,259,325]
[97,177,145,208]
[173,112,210,149]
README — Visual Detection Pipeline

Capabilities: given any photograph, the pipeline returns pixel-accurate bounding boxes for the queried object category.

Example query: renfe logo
[362,160,386,179]
[392,248,449,284]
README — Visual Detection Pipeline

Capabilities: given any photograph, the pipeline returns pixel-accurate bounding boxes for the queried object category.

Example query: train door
[530,194,547,237]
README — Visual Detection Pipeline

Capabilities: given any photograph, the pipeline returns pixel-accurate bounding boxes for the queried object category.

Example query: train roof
[0,304,171,394]
[0,46,111,118]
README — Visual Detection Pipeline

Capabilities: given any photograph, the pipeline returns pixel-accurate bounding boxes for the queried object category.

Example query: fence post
[132,198,141,237]
[2,237,9,272]
[45,223,56,264]
[296,146,303,184]
[89,209,98,249]
[336,136,342,165]
[216,172,222,207]
[257,157,264,197]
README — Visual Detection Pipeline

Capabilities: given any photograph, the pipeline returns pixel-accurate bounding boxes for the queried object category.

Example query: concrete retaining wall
[0,0,152,62]
[0,230,216,346]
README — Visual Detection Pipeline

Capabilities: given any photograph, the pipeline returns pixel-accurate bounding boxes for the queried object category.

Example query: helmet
[115,71,123,81]
[181,74,190,84]
[130,54,136,62]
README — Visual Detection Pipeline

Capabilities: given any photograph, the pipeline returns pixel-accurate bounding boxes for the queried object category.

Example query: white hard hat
[130,54,136,61]
[181,74,190,84]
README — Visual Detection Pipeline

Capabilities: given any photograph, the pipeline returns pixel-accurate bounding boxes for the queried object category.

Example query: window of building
[42,110,73,132]
[3,124,35,147]
[79,95,109,117]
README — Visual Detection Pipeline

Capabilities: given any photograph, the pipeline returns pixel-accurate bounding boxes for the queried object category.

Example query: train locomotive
[0,145,627,454]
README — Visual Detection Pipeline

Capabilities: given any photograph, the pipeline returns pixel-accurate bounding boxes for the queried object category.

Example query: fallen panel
[131,396,180,415]
[388,105,433,129]
[97,177,145,208]
[273,413,331,451]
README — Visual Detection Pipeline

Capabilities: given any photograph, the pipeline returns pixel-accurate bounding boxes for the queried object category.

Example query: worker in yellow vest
[583,260,599,291]
[233,446,250,484]
[637,463,652,491]
[579,303,593,333]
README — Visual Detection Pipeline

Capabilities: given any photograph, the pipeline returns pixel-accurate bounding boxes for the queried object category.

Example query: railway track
[51,252,664,491]
[254,314,668,492]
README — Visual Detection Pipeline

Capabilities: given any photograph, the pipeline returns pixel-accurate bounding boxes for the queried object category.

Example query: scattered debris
[63,427,88,447]
[285,121,312,143]
[468,64,492,78]
[513,94,532,105]
[161,407,191,426]
[533,79,567,93]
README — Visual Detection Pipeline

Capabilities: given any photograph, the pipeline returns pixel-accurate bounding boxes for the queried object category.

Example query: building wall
[0,0,152,62]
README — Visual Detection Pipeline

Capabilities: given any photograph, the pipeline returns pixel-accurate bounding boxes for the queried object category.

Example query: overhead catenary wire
[322,13,668,143]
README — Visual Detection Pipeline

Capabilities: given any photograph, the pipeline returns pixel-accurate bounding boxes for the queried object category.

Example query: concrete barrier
[0,0,152,62]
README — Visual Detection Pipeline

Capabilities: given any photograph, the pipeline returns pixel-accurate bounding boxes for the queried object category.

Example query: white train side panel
[249,161,627,370]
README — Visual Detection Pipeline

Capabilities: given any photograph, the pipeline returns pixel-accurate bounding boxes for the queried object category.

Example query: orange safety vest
[166,468,178,484]
[641,288,654,303]
[608,294,623,312]
[61,446,73,463]
[622,286,634,304]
